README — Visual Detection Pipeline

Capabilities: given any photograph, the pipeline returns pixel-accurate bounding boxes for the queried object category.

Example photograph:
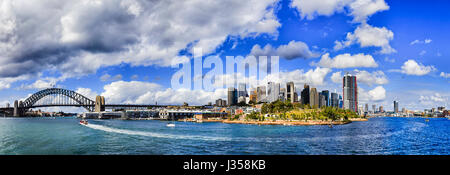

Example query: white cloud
[395,60,436,76]
[290,0,389,23]
[348,0,389,23]
[250,40,319,60]
[419,93,447,107]
[410,39,432,45]
[100,74,123,82]
[359,86,386,102]
[100,80,226,105]
[334,23,395,54]
[440,72,450,78]
[75,87,98,100]
[312,53,378,68]
[0,0,281,83]
[331,71,342,83]
[353,69,388,86]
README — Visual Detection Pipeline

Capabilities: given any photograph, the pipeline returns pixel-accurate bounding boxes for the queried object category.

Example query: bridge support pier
[13,100,24,117]
[95,96,105,112]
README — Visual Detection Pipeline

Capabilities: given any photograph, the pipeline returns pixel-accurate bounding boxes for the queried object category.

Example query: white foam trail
[83,123,232,141]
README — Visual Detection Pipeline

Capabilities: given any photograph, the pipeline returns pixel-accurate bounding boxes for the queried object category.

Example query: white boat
[166,123,175,127]
[79,120,88,125]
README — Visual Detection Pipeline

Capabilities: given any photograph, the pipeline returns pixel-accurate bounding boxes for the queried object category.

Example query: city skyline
[0,0,449,113]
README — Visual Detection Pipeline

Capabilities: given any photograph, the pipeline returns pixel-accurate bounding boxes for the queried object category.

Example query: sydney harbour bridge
[0,88,170,117]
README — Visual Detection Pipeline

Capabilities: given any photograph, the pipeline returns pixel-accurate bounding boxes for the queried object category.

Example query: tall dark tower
[343,72,358,112]
[301,84,310,106]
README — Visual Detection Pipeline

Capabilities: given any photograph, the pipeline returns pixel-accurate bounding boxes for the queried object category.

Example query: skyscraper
[394,101,399,113]
[330,92,339,107]
[318,94,326,108]
[228,87,237,106]
[257,86,266,103]
[238,83,247,98]
[279,88,286,101]
[301,84,310,105]
[286,82,295,103]
[310,87,319,108]
[343,73,358,112]
[320,90,330,106]
[249,89,257,103]
[267,82,280,103]
[365,103,369,113]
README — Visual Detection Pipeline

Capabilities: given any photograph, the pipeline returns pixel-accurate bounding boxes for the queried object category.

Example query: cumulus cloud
[391,60,436,76]
[0,0,281,86]
[440,72,450,78]
[353,69,388,86]
[312,53,378,68]
[290,0,389,23]
[100,80,226,105]
[419,93,447,107]
[330,69,387,86]
[359,86,386,102]
[250,40,319,60]
[75,87,98,100]
[334,23,395,54]
[331,71,342,84]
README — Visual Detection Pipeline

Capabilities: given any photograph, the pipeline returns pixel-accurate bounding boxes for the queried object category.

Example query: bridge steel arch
[22,88,95,112]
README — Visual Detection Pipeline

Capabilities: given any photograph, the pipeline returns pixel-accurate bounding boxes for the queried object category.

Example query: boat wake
[83,123,232,142]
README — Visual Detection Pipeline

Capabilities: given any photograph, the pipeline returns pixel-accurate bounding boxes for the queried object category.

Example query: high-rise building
[318,94,326,108]
[249,89,257,103]
[310,87,319,108]
[279,88,286,101]
[238,83,247,98]
[372,104,376,113]
[394,101,399,113]
[365,103,369,113]
[215,99,227,107]
[330,92,339,107]
[257,86,266,103]
[320,90,330,106]
[294,92,298,103]
[343,73,358,112]
[267,82,280,103]
[379,106,384,113]
[338,95,343,109]
[228,87,238,106]
[286,82,295,103]
[301,84,310,105]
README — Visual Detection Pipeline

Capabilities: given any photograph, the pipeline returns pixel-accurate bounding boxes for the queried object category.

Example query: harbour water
[0,117,449,155]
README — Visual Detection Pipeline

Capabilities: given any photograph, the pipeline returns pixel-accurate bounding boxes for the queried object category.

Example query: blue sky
[0,0,449,111]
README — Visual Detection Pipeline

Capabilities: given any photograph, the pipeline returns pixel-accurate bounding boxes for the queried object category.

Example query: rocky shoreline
[178,117,369,126]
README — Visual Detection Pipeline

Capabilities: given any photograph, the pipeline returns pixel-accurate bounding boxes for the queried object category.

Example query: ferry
[79,120,88,125]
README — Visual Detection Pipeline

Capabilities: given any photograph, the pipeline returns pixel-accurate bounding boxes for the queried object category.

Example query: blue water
[0,117,449,155]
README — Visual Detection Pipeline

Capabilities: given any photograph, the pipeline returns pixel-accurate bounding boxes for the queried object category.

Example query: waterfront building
[318,94,326,108]
[365,103,369,113]
[301,84,310,105]
[338,95,343,109]
[286,82,295,103]
[379,106,384,113]
[320,90,330,107]
[310,87,319,108]
[267,82,280,103]
[257,86,266,103]
[394,101,399,113]
[249,89,257,103]
[330,92,339,107]
[280,88,286,101]
[343,73,358,112]
[228,87,238,106]
[372,104,376,113]
[294,92,298,103]
[438,106,446,112]
[238,83,247,98]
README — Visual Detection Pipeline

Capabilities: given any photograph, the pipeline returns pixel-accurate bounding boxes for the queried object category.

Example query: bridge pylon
[95,95,105,112]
